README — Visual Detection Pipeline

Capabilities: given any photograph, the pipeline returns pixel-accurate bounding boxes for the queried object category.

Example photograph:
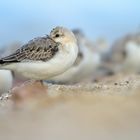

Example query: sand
[0,74,140,140]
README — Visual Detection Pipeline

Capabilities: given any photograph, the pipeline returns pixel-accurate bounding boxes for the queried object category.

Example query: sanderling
[123,41,140,73]
[50,29,101,84]
[0,70,13,95]
[107,32,140,74]
[0,27,78,81]
[0,48,13,95]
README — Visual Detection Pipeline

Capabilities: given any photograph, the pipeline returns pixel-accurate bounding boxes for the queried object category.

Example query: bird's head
[50,26,77,47]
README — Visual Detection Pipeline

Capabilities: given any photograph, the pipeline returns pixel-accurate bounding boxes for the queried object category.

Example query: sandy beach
[0,74,140,140]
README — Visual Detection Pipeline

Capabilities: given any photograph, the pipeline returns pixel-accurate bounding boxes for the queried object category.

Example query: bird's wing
[0,36,59,64]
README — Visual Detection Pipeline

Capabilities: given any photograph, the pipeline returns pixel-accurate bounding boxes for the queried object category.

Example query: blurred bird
[50,29,101,84]
[105,32,140,74]
[0,70,13,95]
[0,47,14,95]
[123,41,140,73]
[95,38,110,59]
[0,42,27,85]
[0,27,78,82]
[91,38,113,79]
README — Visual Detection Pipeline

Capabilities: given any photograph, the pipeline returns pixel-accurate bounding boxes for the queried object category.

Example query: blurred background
[0,0,140,46]
[1,1,140,140]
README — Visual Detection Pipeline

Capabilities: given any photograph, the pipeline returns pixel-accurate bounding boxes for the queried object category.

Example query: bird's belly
[15,54,76,80]
[15,63,63,80]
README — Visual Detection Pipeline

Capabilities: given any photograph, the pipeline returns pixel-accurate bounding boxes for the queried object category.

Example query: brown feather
[0,36,60,64]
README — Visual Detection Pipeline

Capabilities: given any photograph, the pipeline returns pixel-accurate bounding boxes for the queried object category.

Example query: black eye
[55,34,60,38]
[49,45,52,48]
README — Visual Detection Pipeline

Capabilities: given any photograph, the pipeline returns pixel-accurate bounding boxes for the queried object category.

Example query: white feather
[0,70,12,94]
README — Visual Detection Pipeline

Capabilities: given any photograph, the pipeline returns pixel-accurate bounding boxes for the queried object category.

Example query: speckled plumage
[0,27,78,80]
[0,36,59,64]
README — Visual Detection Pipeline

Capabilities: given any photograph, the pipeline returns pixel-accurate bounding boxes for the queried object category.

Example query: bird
[50,29,101,84]
[0,70,13,95]
[122,41,140,73]
[0,48,13,95]
[0,27,78,82]
[0,42,28,85]
[95,38,110,58]
[106,32,140,74]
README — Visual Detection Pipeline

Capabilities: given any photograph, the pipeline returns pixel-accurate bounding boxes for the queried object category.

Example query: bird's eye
[55,34,60,38]
[49,45,52,48]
